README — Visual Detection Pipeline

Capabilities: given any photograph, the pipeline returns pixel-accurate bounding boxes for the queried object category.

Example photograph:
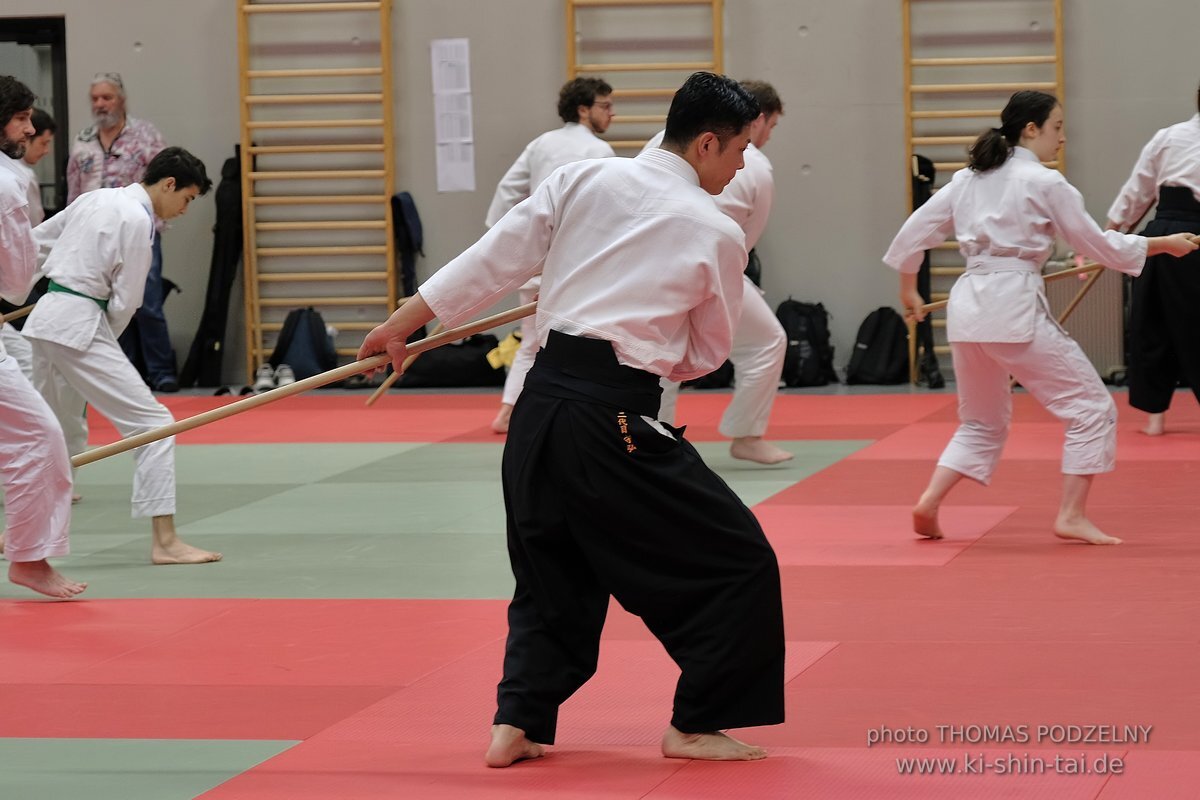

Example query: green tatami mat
[0,738,296,800]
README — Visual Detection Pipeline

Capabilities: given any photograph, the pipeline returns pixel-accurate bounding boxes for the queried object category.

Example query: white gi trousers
[0,354,73,561]
[0,322,32,379]
[941,304,1117,484]
[659,277,786,437]
[500,285,540,407]
[31,326,176,518]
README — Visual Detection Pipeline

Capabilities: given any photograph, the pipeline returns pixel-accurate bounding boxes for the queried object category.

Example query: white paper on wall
[430,38,475,192]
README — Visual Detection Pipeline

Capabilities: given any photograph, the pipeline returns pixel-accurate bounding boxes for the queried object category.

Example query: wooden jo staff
[0,304,33,324]
[364,322,446,407]
[71,302,537,468]
[916,261,1105,316]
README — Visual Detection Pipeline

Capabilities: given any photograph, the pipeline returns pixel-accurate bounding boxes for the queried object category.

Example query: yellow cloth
[487,330,522,369]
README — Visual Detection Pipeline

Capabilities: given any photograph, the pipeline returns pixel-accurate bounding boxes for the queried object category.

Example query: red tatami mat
[757,504,1016,565]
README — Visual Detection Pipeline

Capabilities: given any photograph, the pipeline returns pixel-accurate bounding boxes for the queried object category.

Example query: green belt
[48,280,108,310]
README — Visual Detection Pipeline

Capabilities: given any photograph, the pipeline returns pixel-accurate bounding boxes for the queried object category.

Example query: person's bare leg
[661,725,767,761]
[8,559,87,599]
[484,724,545,767]
[491,403,513,435]
[912,465,966,539]
[151,515,223,564]
[1141,412,1165,436]
[1054,474,1121,545]
[729,436,794,465]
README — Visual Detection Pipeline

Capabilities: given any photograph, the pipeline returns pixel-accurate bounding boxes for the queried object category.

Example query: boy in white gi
[884,91,1198,545]
[0,75,85,598]
[24,147,221,565]
[646,80,792,465]
[360,73,784,766]
[487,76,616,434]
[1106,81,1200,436]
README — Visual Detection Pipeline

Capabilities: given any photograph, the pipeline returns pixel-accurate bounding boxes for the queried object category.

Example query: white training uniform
[0,152,73,562]
[423,147,746,380]
[1107,113,1200,228]
[0,160,43,379]
[643,131,787,436]
[883,146,1149,483]
[23,184,176,518]
[484,122,616,406]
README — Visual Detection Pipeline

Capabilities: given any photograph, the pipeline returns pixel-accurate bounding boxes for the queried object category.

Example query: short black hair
[0,75,36,130]
[557,77,613,124]
[663,72,760,151]
[30,107,55,137]
[143,146,213,194]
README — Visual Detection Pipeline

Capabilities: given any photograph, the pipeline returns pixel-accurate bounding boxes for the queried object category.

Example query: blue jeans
[119,232,177,386]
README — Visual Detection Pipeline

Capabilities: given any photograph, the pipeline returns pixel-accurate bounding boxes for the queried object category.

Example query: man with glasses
[485,77,616,434]
[66,73,180,393]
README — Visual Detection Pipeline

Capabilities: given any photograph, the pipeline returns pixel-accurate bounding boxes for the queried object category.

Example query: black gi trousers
[494,331,786,744]
[1128,187,1200,413]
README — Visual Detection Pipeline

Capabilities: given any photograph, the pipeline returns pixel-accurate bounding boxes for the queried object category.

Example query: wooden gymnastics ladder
[236,0,396,382]
[901,0,1065,381]
[566,0,724,151]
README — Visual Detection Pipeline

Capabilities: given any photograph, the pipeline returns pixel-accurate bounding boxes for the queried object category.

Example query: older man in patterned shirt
[67,72,178,392]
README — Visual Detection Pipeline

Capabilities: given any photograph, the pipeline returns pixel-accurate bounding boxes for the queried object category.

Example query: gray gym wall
[0,1,1196,385]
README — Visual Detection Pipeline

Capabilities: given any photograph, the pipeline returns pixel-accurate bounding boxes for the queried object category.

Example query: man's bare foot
[1141,413,1165,437]
[1054,516,1122,545]
[485,724,545,768]
[151,515,222,565]
[491,403,513,435]
[661,726,767,761]
[152,540,223,565]
[912,500,944,539]
[72,493,82,504]
[9,560,88,599]
[730,437,794,465]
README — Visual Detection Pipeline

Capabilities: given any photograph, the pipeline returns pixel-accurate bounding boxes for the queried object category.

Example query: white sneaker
[275,363,296,387]
[252,364,276,393]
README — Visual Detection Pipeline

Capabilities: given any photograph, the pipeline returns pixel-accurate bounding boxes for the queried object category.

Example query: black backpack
[845,307,909,385]
[776,298,838,387]
[397,334,506,388]
[269,307,337,380]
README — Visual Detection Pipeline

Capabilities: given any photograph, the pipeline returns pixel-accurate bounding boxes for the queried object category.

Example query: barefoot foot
[491,404,513,435]
[8,560,88,599]
[485,724,545,768]
[729,437,794,465]
[1054,517,1122,545]
[152,540,223,565]
[912,501,944,539]
[1140,412,1165,437]
[72,493,83,504]
[662,726,767,761]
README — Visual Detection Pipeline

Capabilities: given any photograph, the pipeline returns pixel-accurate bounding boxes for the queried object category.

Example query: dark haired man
[360,72,784,766]
[24,146,222,567]
[486,76,616,433]
[646,79,792,464]
[0,75,85,598]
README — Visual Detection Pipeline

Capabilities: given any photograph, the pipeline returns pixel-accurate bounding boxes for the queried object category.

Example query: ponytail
[968,128,1012,172]
[967,90,1059,173]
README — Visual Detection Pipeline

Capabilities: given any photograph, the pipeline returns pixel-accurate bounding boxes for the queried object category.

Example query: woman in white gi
[23,147,221,566]
[883,91,1198,545]
[1106,81,1200,436]
[0,75,85,598]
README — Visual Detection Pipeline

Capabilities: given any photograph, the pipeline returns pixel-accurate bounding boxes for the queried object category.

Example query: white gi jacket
[485,122,616,228]
[1108,113,1200,228]
[23,184,156,350]
[883,147,1148,343]
[0,154,37,346]
[422,148,747,382]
